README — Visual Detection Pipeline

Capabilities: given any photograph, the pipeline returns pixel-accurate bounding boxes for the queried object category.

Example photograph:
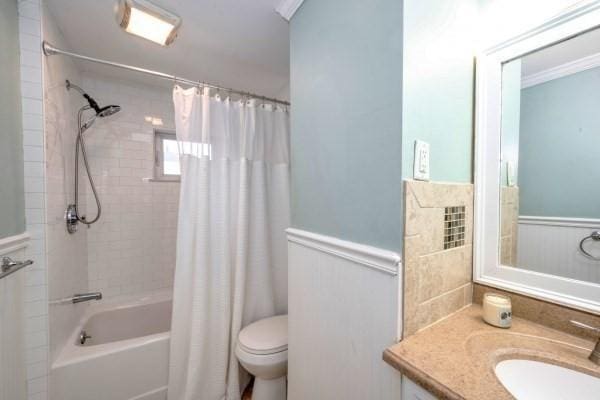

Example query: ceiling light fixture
[115,0,181,46]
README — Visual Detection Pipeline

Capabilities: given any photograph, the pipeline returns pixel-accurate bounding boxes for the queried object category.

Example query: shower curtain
[168,86,290,400]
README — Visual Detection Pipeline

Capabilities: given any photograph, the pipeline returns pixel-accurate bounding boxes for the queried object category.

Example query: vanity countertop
[383,305,600,400]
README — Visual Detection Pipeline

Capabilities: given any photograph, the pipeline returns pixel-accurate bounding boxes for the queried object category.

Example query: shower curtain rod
[42,41,291,106]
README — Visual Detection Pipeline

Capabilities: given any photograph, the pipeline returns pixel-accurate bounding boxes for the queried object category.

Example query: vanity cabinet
[402,376,438,400]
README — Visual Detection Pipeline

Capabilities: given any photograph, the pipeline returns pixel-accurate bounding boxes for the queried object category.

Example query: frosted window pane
[163,138,180,175]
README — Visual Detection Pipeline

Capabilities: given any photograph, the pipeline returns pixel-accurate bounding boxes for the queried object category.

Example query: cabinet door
[402,376,438,400]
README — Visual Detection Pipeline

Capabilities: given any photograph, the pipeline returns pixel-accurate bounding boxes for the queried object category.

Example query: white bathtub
[51,292,172,400]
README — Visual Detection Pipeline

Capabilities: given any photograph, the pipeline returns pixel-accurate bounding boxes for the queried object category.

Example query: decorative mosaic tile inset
[444,206,466,249]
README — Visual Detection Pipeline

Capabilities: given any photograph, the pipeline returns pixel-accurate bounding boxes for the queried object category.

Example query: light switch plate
[506,161,515,187]
[413,140,430,181]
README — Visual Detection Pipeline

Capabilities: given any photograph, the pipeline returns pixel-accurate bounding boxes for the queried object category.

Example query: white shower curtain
[168,86,290,400]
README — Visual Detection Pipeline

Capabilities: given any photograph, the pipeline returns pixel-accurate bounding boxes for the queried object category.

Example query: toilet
[236,315,288,400]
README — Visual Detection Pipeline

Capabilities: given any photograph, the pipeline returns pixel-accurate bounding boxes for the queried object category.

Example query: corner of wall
[18,1,50,399]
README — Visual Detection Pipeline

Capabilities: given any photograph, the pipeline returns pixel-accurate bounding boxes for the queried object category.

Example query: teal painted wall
[401,0,479,183]
[0,0,25,239]
[500,59,521,186]
[519,67,600,218]
[289,0,404,251]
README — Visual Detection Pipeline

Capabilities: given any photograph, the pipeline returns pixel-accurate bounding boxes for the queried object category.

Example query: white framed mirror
[474,0,600,314]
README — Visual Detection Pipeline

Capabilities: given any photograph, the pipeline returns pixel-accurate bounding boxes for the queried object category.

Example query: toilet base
[252,376,286,400]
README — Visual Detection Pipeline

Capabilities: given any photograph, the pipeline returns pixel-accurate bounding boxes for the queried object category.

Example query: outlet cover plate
[413,140,430,181]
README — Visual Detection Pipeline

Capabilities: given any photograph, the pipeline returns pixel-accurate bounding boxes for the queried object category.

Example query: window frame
[153,129,180,181]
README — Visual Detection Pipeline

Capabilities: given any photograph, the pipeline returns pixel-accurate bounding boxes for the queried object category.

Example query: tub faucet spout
[72,292,102,303]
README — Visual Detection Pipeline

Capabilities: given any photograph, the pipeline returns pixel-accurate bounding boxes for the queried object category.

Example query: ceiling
[45,0,290,99]
[521,27,600,77]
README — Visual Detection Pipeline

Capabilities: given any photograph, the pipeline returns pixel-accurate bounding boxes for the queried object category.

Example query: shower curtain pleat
[168,86,290,400]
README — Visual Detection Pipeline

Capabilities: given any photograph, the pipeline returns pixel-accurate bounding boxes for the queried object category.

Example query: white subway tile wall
[19,1,49,399]
[81,76,179,299]
[24,4,180,398]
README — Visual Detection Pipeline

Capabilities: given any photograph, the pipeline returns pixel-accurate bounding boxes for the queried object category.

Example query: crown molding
[483,0,600,55]
[275,0,305,21]
[522,51,600,88]
[286,228,401,276]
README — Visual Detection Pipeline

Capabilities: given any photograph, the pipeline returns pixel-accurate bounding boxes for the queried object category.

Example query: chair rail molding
[286,228,401,276]
[0,232,30,256]
[519,216,600,228]
[275,0,305,21]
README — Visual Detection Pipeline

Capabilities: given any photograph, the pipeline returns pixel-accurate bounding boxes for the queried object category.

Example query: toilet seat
[236,315,288,400]
[238,315,287,355]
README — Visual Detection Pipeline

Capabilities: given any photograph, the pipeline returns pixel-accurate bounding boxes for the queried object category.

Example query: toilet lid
[238,315,288,355]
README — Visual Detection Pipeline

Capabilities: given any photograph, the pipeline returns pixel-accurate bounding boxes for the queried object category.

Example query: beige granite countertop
[383,305,600,400]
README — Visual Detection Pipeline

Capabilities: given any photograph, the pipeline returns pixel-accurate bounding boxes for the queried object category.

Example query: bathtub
[51,292,172,400]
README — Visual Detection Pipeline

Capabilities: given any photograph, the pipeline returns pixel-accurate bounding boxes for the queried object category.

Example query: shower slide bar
[0,257,34,280]
[42,42,291,106]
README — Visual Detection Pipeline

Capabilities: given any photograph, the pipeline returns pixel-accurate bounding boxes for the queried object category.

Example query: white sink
[495,359,600,400]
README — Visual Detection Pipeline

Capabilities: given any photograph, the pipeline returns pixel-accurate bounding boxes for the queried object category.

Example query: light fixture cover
[115,0,181,46]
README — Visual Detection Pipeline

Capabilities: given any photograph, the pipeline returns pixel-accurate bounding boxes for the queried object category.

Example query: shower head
[97,105,121,118]
[66,80,121,118]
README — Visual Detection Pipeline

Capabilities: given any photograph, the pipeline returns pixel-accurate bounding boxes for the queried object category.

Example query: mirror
[475,2,600,314]
[499,29,600,284]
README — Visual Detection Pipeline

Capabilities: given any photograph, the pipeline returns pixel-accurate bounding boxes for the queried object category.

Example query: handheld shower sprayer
[65,80,121,234]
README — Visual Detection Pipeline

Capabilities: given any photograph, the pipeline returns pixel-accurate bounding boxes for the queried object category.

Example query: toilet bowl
[236,315,288,400]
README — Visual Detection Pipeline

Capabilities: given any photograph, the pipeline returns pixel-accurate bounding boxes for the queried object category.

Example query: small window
[154,130,180,181]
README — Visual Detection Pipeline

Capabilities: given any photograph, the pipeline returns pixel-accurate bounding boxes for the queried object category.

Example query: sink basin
[495,359,600,400]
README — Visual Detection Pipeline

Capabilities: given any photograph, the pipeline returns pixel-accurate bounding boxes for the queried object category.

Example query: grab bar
[0,257,34,280]
[579,231,600,261]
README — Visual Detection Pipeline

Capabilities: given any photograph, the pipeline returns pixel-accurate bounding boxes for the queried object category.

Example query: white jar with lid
[483,293,512,328]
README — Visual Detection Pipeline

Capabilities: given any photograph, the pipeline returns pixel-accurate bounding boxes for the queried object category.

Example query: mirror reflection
[500,29,600,284]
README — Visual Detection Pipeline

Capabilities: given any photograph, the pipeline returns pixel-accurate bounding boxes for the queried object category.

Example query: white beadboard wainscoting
[0,233,31,400]
[286,229,402,400]
[517,217,600,284]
